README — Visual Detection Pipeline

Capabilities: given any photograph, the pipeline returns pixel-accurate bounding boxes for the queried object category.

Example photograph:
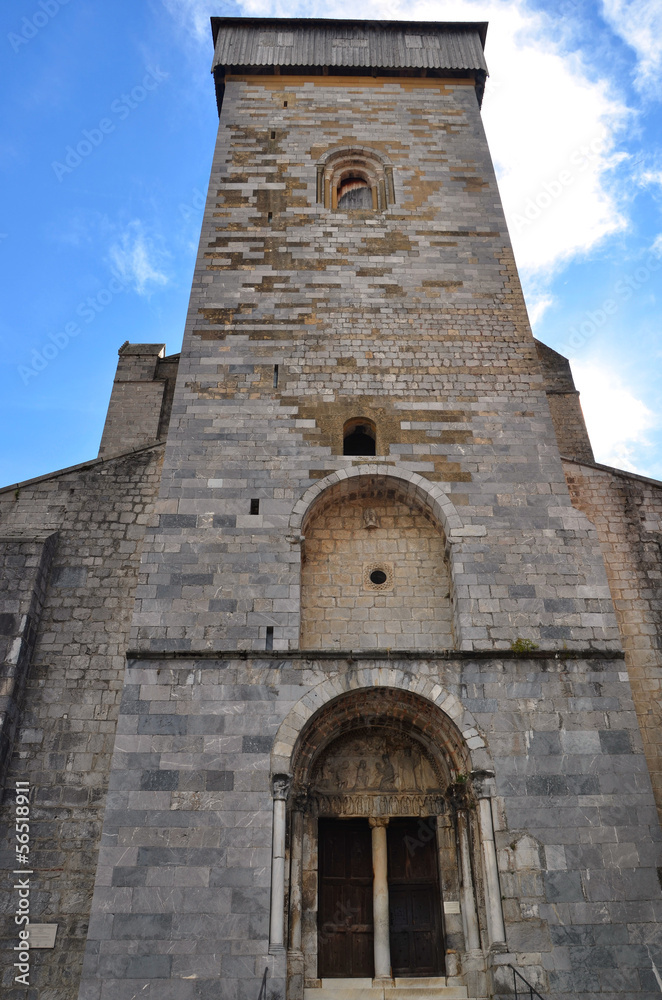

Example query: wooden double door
[318,818,445,979]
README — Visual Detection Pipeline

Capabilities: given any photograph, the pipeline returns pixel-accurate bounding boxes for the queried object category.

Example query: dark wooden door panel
[387,818,444,977]
[318,819,374,978]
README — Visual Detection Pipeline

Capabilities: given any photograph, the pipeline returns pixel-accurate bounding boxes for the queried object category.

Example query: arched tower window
[316,147,395,212]
[343,418,376,456]
[337,175,372,210]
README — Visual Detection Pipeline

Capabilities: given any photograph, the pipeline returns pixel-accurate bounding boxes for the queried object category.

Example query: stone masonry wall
[98,344,180,459]
[563,458,662,825]
[130,74,619,655]
[0,533,57,786]
[0,443,164,1000]
[534,340,594,464]
[77,653,662,1000]
[300,495,452,650]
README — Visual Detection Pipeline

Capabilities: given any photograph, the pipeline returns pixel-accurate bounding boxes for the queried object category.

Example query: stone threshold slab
[304,979,470,1000]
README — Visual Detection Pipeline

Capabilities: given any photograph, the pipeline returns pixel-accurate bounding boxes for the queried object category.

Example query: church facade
[1,17,661,1000]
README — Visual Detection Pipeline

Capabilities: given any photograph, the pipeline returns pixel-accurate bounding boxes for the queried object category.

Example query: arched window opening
[343,418,376,456]
[316,147,395,212]
[337,175,372,210]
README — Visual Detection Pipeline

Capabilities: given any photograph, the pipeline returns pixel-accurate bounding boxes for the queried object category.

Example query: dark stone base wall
[0,445,165,1000]
[77,652,662,1000]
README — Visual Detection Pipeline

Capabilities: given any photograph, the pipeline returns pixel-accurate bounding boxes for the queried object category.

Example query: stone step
[305,979,471,1000]
[305,994,471,1000]
[392,979,468,992]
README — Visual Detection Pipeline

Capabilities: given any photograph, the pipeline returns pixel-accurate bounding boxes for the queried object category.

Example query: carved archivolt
[291,688,475,819]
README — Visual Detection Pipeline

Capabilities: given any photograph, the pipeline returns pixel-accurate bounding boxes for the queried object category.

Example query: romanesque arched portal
[278,687,500,997]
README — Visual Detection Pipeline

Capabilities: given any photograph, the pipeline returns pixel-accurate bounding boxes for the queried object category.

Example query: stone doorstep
[303,978,471,1000]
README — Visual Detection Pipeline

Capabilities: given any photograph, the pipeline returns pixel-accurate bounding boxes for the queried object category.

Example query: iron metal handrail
[509,964,546,1000]
[257,966,269,1000]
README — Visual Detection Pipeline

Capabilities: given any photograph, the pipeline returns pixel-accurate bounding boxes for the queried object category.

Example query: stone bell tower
[76,17,662,1000]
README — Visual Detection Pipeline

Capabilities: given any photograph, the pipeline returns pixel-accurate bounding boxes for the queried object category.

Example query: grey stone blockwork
[129,69,619,655]
[0,445,165,1000]
[0,532,57,786]
[1,18,661,1000]
[76,654,662,1000]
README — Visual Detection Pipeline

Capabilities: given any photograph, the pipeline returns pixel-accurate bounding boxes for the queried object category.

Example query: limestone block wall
[534,340,594,464]
[76,653,662,1000]
[0,532,57,786]
[98,344,179,459]
[300,494,452,650]
[130,74,619,655]
[0,443,164,1000]
[563,457,662,823]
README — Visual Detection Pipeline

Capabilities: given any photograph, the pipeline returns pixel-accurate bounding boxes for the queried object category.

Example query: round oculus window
[363,563,394,591]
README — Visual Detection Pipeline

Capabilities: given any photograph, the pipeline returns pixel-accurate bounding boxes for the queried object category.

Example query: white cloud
[164,0,630,285]
[601,0,662,98]
[639,168,662,190]
[108,221,169,296]
[570,359,656,472]
[526,292,554,328]
[160,0,221,40]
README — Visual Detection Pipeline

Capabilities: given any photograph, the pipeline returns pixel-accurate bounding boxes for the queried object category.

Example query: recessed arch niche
[299,475,454,650]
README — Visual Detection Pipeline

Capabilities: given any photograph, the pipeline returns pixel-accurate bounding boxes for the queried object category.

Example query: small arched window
[337,175,372,210]
[343,418,376,456]
[316,147,395,213]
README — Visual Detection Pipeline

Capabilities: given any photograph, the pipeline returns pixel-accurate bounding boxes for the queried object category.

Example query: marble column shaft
[370,817,391,981]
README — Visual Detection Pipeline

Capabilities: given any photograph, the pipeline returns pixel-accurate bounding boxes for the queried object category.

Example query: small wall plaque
[443,901,461,914]
[28,924,58,948]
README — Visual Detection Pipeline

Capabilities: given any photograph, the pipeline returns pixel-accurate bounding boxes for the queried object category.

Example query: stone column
[457,809,481,951]
[269,775,291,954]
[475,777,506,947]
[370,817,391,981]
[289,809,303,951]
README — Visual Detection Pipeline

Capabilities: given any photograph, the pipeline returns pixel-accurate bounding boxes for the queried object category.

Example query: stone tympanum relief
[308,729,447,817]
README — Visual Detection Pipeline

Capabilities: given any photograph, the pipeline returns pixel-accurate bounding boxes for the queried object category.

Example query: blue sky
[1,0,661,486]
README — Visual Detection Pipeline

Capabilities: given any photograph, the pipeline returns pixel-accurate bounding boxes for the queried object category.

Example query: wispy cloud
[527,293,554,328]
[638,167,662,191]
[601,0,662,99]
[161,0,236,41]
[107,220,169,296]
[571,358,656,472]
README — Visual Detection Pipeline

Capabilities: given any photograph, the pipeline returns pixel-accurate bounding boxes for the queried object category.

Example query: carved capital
[471,768,496,800]
[369,816,389,828]
[272,773,292,801]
